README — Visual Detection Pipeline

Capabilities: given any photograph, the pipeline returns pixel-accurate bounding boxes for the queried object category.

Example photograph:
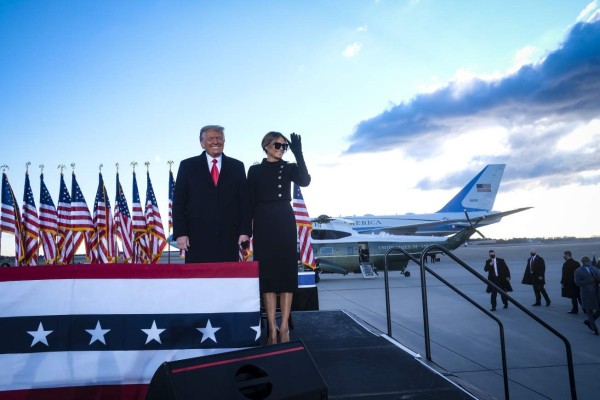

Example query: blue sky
[1,0,599,256]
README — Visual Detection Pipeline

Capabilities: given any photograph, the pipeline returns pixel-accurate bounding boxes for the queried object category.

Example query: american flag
[144,172,167,264]
[293,184,316,269]
[168,169,184,259]
[114,172,133,262]
[21,172,40,266]
[39,173,58,264]
[55,173,73,264]
[168,170,175,231]
[71,173,94,262]
[131,172,150,264]
[239,238,253,262]
[1,172,24,264]
[91,172,114,264]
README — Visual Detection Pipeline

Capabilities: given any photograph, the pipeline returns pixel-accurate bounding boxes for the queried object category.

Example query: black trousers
[491,288,508,308]
[533,283,551,304]
[570,297,579,312]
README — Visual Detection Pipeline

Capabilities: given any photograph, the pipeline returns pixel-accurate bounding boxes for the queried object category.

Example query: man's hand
[176,236,190,251]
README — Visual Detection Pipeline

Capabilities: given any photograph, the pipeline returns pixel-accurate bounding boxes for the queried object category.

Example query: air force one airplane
[311,217,477,275]
[344,164,531,236]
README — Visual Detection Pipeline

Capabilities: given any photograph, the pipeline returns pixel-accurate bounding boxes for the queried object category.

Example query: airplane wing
[480,207,533,220]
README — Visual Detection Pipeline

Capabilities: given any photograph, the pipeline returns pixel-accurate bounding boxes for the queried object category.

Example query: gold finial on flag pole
[99,163,103,172]
[39,164,44,174]
[70,163,76,174]
[167,160,174,171]
[144,161,150,172]
[131,161,138,172]
[25,162,31,173]
[0,164,8,172]
[58,164,66,175]
[115,162,119,172]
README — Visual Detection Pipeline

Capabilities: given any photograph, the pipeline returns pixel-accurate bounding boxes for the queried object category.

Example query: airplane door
[358,242,376,278]
[358,242,370,263]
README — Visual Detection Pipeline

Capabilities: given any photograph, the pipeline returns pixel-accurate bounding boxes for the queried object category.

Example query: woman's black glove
[289,133,303,156]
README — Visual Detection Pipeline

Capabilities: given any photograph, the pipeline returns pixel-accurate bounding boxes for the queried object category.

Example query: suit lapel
[196,151,214,187]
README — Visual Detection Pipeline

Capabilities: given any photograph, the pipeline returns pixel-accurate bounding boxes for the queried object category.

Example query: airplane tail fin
[436,164,506,213]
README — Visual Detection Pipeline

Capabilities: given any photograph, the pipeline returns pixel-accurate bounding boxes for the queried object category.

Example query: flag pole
[114,163,120,264]
[0,164,7,258]
[167,160,173,265]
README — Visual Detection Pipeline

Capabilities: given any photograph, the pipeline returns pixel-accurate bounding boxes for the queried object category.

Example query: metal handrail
[384,245,578,400]
[383,247,510,400]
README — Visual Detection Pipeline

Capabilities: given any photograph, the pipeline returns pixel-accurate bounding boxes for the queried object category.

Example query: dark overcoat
[173,152,251,263]
[484,257,513,293]
[574,264,600,311]
[561,258,580,299]
[522,255,546,285]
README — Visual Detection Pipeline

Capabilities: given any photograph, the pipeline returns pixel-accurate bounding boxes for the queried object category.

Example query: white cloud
[577,1,598,22]
[342,42,363,57]
[511,45,538,72]
[556,119,600,151]
[357,24,368,32]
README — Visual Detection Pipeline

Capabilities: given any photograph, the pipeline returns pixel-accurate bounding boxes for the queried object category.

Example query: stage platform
[273,310,481,399]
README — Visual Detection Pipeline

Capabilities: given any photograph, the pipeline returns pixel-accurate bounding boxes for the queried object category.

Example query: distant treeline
[469,236,600,245]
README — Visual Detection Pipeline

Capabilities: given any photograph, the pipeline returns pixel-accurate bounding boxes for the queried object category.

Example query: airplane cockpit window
[311,229,352,240]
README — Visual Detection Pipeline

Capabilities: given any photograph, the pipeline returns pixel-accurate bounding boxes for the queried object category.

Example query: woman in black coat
[248,132,310,344]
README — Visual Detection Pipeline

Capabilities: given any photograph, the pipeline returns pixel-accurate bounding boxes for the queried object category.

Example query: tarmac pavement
[316,241,600,400]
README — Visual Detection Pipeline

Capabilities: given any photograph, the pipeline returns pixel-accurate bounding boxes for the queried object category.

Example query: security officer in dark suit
[173,125,252,263]
[522,248,551,306]
[484,250,512,311]
[561,250,581,314]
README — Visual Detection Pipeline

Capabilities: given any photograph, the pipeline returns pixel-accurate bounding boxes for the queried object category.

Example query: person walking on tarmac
[484,250,512,311]
[575,256,600,335]
[561,250,581,314]
[522,248,551,307]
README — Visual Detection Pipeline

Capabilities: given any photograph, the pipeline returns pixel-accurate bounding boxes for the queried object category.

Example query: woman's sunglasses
[272,142,289,151]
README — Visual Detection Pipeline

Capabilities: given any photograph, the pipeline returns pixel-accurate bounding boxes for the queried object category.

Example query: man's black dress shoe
[546,301,551,307]
[503,304,508,309]
[532,303,541,306]
[568,310,578,314]
[490,308,496,311]
[584,320,592,331]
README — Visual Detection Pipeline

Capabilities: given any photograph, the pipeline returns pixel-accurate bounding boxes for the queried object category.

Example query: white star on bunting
[86,321,111,345]
[197,319,221,343]
[251,319,261,341]
[142,320,165,344]
[28,322,53,347]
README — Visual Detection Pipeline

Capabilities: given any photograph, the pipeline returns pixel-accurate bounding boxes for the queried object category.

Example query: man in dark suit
[575,256,600,335]
[561,250,581,314]
[484,250,512,311]
[173,125,251,263]
[522,248,551,306]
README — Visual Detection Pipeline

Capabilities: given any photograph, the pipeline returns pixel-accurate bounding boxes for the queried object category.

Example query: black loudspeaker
[146,340,327,400]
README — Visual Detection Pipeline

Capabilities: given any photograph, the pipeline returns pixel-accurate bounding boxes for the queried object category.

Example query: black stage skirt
[253,200,298,294]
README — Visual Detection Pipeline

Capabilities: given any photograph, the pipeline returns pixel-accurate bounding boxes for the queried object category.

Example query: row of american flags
[0,168,172,265]
[1,167,316,268]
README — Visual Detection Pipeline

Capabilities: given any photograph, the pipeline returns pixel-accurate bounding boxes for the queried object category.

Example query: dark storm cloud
[345,16,600,189]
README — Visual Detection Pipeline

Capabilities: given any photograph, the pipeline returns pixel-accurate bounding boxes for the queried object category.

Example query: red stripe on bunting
[0,261,259,282]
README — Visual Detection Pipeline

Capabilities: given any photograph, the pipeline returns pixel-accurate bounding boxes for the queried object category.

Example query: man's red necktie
[211,159,219,186]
